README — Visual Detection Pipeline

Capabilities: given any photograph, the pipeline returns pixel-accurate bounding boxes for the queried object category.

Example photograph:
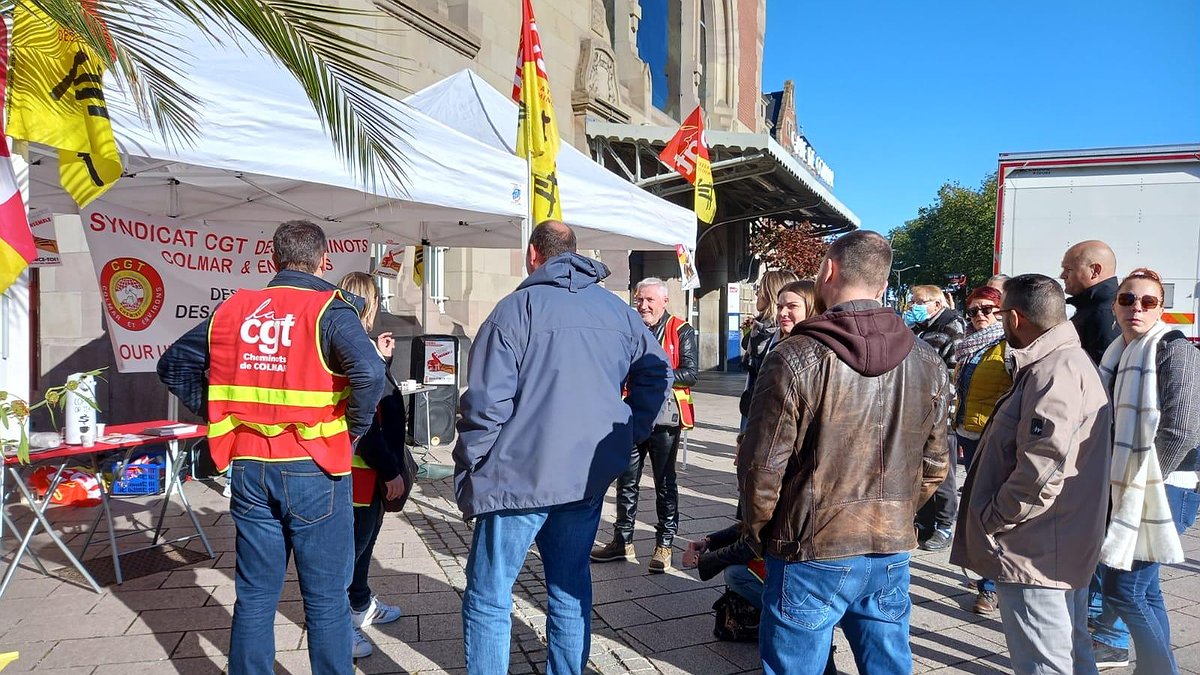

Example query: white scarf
[1098,320,1184,569]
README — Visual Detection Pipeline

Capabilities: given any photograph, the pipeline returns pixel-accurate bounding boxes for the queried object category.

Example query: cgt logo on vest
[238,299,296,371]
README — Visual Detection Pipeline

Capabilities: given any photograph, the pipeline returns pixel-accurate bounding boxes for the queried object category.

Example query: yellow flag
[9,0,122,207]
[512,0,561,223]
[412,244,424,288]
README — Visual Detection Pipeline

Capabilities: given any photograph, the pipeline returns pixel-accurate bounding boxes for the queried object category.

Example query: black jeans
[614,425,681,548]
[348,489,384,612]
[916,432,958,534]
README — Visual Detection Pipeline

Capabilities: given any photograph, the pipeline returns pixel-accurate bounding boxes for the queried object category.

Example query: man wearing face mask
[907,285,968,551]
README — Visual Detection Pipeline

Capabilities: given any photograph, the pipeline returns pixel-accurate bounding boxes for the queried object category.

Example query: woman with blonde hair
[739,270,799,427]
[1091,268,1200,674]
[337,271,406,658]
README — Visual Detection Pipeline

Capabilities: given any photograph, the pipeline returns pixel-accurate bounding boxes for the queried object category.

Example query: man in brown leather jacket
[738,231,950,674]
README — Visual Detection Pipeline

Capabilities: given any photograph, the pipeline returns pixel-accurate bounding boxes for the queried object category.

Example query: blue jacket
[452,253,672,519]
[157,269,385,437]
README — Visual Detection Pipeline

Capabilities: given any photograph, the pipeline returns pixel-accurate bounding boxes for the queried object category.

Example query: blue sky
[761,0,1200,234]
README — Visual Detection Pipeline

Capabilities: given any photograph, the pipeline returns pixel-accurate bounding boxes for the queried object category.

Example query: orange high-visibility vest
[661,315,695,429]
[206,286,353,475]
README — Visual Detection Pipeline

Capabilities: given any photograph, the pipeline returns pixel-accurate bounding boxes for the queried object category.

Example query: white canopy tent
[26,23,532,246]
[404,69,698,251]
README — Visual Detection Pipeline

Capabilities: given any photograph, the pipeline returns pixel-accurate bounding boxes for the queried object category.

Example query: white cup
[405,379,417,390]
[81,432,96,448]
[95,423,106,438]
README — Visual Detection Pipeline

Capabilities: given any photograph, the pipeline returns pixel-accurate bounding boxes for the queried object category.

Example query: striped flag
[0,17,35,293]
[512,0,562,223]
[659,106,716,224]
[8,0,123,207]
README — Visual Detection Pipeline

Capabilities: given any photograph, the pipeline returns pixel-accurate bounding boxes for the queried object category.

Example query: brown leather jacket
[737,300,951,561]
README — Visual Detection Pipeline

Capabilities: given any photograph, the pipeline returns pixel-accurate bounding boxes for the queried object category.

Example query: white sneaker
[351,595,402,629]
[352,628,373,659]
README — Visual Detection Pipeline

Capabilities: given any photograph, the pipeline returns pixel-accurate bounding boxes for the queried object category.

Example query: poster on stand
[423,338,457,385]
[373,242,406,278]
[29,211,61,267]
[676,244,700,291]
[81,203,371,372]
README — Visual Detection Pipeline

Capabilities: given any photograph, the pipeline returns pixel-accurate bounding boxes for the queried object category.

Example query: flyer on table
[82,204,371,373]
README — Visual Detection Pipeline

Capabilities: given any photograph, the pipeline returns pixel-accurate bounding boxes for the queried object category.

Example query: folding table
[0,420,214,598]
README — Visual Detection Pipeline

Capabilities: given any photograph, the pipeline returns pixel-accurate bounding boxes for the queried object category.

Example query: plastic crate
[111,463,164,495]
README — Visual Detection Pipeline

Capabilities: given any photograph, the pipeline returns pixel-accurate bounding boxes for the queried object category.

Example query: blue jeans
[349,491,384,612]
[462,496,603,675]
[724,564,764,610]
[1094,484,1199,673]
[760,552,911,675]
[228,459,354,675]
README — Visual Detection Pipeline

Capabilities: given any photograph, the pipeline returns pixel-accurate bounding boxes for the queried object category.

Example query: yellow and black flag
[512,0,561,222]
[8,0,122,207]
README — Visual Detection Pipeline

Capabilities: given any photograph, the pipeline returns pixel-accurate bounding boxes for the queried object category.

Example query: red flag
[0,18,35,293]
[659,106,716,223]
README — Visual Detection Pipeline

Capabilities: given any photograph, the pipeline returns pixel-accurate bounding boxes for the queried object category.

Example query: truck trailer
[994,144,1200,340]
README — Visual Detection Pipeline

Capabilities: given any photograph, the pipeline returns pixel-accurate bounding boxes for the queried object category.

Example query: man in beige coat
[951,274,1112,675]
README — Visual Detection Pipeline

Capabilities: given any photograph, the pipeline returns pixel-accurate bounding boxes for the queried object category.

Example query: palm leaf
[5,0,410,189]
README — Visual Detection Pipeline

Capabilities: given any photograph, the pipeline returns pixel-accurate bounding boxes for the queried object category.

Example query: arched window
[636,0,679,117]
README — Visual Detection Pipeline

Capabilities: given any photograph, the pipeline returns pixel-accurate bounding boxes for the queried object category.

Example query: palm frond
[9,0,411,189]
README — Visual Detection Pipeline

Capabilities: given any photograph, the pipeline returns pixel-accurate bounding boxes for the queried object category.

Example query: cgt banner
[82,204,370,372]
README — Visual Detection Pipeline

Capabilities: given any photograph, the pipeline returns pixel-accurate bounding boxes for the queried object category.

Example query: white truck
[994,144,1200,341]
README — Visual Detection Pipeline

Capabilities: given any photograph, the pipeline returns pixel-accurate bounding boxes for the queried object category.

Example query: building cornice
[374,0,481,59]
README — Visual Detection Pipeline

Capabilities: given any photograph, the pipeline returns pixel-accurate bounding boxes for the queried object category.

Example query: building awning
[587,120,860,236]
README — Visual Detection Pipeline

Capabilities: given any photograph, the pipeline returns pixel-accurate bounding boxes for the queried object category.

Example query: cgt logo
[240,299,296,355]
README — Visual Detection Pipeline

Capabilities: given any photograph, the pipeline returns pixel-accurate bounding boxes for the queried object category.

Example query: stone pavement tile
[589,560,652,583]
[0,641,54,672]
[363,615,419,645]
[170,623,304,658]
[591,577,667,605]
[125,605,233,635]
[679,503,738,521]
[593,599,660,629]
[698,640,760,671]
[909,597,990,636]
[923,651,1010,673]
[101,585,213,611]
[648,644,740,674]
[0,592,98,631]
[645,570,721,594]
[1175,641,1200,673]
[1174,607,1200,648]
[634,587,720,621]
[623,614,718,653]
[355,637,466,673]
[93,657,226,674]
[0,576,66,600]
[2,611,135,643]
[911,627,1007,671]
[159,566,232,589]
[37,633,183,669]
[417,611,462,641]
[955,618,1010,647]
[403,590,461,615]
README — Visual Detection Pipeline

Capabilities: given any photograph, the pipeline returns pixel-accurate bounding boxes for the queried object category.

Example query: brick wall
[735,0,764,131]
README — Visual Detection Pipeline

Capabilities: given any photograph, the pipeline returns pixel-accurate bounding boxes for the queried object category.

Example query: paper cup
[95,423,106,438]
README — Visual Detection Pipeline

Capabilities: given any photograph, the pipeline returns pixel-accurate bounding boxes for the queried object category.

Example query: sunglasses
[965,305,998,318]
[1116,293,1162,310]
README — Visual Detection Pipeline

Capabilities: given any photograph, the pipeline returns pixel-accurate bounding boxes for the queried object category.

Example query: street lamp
[892,263,920,307]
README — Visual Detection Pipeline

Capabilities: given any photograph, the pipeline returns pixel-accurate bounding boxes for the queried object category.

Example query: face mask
[902,303,928,327]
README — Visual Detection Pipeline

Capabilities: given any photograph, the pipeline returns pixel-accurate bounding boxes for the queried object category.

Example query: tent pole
[521,155,533,278]
[420,238,430,332]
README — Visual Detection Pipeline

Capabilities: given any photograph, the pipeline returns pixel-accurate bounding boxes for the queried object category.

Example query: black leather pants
[613,425,681,547]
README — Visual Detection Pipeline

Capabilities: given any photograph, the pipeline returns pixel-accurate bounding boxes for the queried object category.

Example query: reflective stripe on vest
[661,314,696,429]
[206,286,353,474]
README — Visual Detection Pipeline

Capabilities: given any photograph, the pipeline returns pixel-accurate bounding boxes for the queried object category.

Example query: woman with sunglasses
[952,286,1013,616]
[1092,268,1200,674]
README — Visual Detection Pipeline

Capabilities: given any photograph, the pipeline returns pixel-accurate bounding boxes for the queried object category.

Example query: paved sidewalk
[4,373,1200,673]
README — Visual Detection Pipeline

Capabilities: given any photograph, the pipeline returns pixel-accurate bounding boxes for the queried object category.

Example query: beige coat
[949,322,1112,589]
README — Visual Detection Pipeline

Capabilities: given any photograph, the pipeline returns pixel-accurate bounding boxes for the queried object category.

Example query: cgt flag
[9,0,122,207]
[0,17,35,293]
[512,0,561,223]
[659,106,716,224]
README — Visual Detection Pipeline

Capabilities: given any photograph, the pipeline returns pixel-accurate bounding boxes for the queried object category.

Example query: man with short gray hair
[592,277,698,572]
[951,273,1111,675]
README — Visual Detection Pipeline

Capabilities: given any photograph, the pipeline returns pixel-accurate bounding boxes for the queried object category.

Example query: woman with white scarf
[1094,268,1200,674]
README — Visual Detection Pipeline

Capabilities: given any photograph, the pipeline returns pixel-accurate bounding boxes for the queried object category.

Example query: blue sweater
[452,253,672,519]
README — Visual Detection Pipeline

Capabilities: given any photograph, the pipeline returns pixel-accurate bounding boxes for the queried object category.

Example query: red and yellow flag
[512,0,562,223]
[0,17,35,293]
[8,0,122,207]
[659,106,716,224]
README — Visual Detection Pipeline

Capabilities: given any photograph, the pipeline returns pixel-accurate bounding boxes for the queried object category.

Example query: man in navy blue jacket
[453,220,671,675]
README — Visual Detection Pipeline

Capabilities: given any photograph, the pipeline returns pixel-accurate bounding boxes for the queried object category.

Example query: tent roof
[404,70,697,250]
